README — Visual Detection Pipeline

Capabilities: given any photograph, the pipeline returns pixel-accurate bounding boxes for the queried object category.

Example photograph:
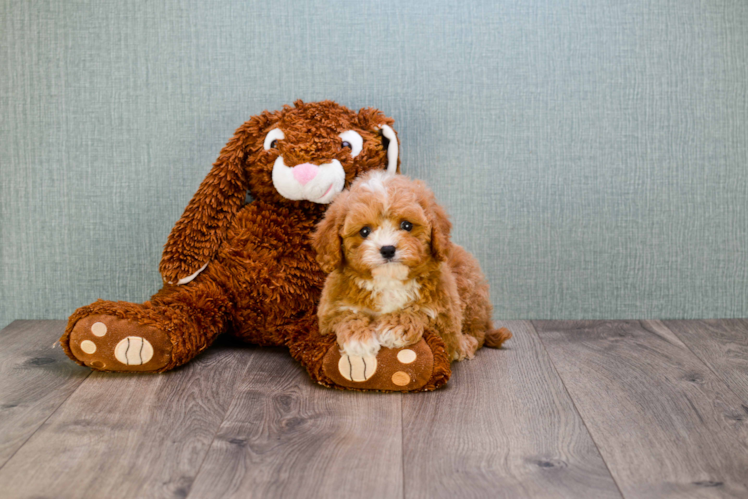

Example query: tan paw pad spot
[80,340,97,354]
[90,322,108,337]
[391,371,411,386]
[114,336,154,366]
[397,349,417,364]
[338,354,378,382]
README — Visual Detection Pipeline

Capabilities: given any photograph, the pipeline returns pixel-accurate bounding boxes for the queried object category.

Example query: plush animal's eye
[263,128,285,150]
[400,221,413,232]
[338,130,363,157]
[359,226,371,238]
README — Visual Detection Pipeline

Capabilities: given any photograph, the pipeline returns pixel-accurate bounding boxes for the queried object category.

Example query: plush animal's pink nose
[292,163,319,185]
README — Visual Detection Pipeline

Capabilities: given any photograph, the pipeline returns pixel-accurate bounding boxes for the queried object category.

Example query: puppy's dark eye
[341,141,352,149]
[359,226,371,238]
[400,221,413,232]
[270,139,278,149]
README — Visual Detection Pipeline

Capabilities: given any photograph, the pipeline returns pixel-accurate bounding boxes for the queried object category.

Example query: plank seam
[529,320,626,499]
[400,393,405,499]
[185,353,253,499]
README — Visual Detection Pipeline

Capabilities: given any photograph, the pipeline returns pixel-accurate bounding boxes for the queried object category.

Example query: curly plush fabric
[60,100,453,391]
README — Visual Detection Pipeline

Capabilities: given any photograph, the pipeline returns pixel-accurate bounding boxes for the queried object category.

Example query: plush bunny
[61,100,452,392]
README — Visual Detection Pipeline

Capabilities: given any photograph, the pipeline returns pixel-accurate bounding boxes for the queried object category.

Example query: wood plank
[402,321,620,498]
[534,320,748,498]
[0,337,252,498]
[664,319,748,405]
[0,320,90,468]
[187,347,403,499]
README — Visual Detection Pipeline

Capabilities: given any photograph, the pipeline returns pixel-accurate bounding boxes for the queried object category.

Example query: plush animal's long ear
[312,192,349,273]
[356,107,400,174]
[379,124,399,174]
[418,185,452,261]
[159,121,256,285]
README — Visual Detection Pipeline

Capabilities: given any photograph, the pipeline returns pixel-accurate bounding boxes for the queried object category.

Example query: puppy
[312,171,511,362]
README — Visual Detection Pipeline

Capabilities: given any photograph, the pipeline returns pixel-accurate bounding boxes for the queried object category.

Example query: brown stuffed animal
[60,100,452,392]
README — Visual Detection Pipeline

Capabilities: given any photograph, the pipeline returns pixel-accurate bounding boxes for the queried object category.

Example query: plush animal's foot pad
[322,339,434,391]
[69,315,172,372]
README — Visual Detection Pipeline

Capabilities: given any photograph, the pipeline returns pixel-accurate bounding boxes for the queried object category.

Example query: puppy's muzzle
[380,245,396,260]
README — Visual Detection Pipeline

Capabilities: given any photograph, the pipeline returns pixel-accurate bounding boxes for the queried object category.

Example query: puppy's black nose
[380,245,396,260]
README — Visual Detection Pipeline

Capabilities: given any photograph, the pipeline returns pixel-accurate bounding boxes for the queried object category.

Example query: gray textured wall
[2,0,747,329]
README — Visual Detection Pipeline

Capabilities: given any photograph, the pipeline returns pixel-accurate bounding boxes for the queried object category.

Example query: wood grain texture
[664,319,748,405]
[534,320,748,498]
[0,320,90,468]
[187,347,403,499]
[402,321,621,498]
[5,319,748,498]
[0,337,251,498]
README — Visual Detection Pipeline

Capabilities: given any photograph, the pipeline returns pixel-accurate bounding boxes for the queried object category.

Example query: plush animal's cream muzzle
[272,156,346,204]
[264,125,398,204]
[265,127,358,204]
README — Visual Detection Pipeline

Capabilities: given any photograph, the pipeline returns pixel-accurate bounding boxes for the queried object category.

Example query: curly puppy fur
[61,100,458,390]
[313,171,511,362]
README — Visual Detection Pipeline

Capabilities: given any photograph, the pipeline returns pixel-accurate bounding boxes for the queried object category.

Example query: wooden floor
[1,320,747,498]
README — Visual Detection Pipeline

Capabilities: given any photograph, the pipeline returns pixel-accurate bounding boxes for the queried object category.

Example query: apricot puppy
[312,171,510,362]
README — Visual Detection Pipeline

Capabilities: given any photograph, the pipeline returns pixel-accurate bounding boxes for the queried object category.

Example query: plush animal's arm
[159,126,253,285]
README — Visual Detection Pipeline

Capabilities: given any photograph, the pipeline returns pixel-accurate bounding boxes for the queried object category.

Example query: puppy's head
[313,171,452,276]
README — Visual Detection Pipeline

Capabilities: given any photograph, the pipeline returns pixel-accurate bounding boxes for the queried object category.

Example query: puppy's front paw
[377,324,412,349]
[335,322,381,358]
[341,334,381,358]
[375,314,424,350]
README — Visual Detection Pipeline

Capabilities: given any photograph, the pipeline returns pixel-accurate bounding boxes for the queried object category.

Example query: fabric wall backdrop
[2,0,747,329]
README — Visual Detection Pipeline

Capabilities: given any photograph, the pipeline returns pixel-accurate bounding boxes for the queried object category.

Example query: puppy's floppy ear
[357,107,400,174]
[312,192,349,273]
[159,116,265,285]
[418,185,452,261]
